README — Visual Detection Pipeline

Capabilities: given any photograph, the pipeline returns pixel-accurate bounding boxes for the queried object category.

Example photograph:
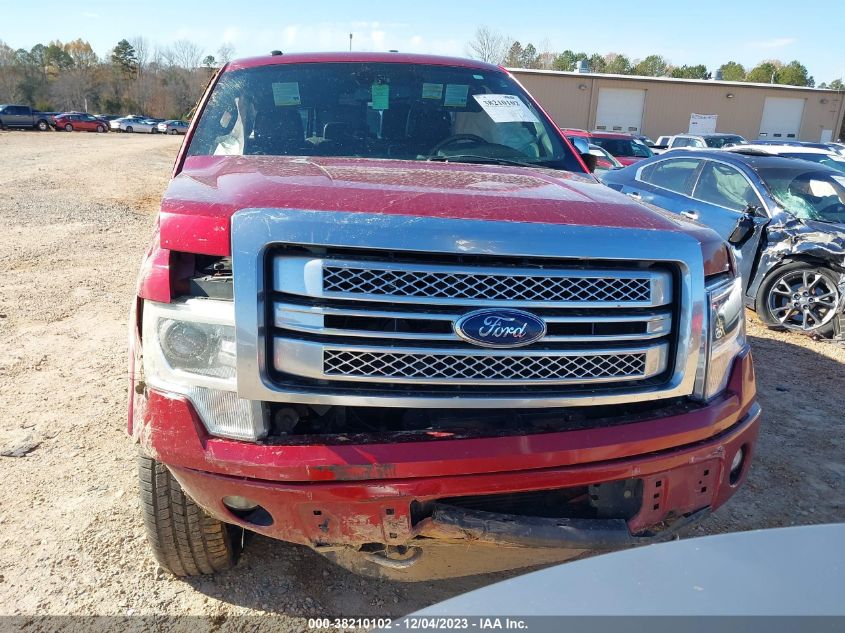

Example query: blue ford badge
[454,309,546,348]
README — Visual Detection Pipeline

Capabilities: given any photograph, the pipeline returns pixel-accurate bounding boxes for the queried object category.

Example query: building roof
[508,67,843,94]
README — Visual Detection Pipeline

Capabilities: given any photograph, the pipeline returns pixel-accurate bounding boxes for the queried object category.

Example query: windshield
[705,135,746,148]
[781,153,845,174]
[187,62,582,171]
[758,166,845,224]
[589,137,653,158]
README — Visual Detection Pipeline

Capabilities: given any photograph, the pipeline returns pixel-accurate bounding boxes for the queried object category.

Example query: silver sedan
[121,118,160,133]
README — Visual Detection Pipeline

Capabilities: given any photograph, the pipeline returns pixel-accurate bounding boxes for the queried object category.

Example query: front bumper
[137,349,760,549]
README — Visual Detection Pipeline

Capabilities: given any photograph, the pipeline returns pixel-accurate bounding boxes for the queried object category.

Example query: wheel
[126,126,133,133]
[756,261,841,336]
[64,123,73,132]
[96,124,105,133]
[36,119,49,131]
[170,128,178,135]
[137,454,239,576]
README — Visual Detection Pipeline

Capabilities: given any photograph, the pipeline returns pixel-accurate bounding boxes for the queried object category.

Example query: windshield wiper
[426,154,540,169]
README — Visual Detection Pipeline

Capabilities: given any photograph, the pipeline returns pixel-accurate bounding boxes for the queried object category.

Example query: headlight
[693,274,746,401]
[143,299,267,441]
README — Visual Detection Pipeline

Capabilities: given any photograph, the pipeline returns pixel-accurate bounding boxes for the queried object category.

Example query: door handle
[627,192,642,200]
[680,210,699,220]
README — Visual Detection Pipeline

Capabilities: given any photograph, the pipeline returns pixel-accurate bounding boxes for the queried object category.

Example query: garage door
[594,88,646,134]
[758,97,805,140]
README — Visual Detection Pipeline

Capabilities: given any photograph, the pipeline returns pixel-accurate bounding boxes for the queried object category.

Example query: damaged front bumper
[137,349,760,553]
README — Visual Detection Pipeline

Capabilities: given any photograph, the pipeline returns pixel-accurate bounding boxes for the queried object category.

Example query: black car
[601,149,845,336]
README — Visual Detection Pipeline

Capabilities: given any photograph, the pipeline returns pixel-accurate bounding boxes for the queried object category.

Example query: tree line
[467,26,843,89]
[0,37,235,118]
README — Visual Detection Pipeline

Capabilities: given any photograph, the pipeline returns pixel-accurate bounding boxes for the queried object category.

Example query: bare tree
[537,38,555,70]
[217,43,235,65]
[171,40,204,70]
[466,26,509,64]
[129,36,150,72]
[0,39,23,102]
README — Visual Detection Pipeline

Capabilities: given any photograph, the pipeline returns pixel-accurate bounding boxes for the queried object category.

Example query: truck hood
[159,155,728,272]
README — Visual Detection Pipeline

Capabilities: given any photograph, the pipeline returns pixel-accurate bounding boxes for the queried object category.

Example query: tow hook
[362,545,422,569]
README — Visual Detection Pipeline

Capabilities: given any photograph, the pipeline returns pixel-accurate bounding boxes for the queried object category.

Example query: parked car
[111,115,146,132]
[54,112,109,133]
[588,143,623,172]
[121,118,160,133]
[667,133,747,149]
[0,104,55,131]
[601,149,845,336]
[751,139,845,158]
[825,142,845,156]
[563,129,654,165]
[129,52,759,580]
[157,119,189,135]
[728,144,845,174]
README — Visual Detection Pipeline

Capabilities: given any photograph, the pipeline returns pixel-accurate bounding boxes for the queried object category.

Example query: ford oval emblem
[454,309,547,348]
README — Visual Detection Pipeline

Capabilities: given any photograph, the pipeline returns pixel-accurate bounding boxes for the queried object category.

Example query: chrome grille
[322,265,652,303]
[270,253,675,389]
[324,350,647,382]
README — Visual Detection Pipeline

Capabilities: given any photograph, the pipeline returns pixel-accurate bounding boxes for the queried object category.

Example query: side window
[693,161,759,212]
[691,138,706,148]
[639,158,701,195]
[672,137,689,147]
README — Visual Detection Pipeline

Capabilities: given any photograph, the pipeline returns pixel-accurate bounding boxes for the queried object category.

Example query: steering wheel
[428,134,488,156]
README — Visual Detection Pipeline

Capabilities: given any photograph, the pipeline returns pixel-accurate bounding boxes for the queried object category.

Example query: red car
[129,52,759,579]
[563,129,653,166]
[54,112,109,133]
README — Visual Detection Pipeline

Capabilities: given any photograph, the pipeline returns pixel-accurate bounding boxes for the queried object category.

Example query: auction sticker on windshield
[272,82,301,106]
[474,94,540,123]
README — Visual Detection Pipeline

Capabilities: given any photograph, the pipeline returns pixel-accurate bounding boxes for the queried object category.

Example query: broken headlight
[142,299,267,441]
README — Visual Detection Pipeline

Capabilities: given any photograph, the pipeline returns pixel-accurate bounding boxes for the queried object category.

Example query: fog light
[729,447,745,485]
[222,495,259,511]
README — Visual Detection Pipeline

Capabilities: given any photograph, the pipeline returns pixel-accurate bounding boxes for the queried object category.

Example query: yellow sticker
[422,83,443,100]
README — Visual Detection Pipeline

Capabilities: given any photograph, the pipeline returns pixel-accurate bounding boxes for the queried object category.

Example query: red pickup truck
[129,52,760,578]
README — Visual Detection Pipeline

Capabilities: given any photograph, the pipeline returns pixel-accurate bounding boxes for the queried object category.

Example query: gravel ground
[0,131,843,629]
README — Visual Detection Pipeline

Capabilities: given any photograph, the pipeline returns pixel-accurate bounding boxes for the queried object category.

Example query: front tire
[756,261,840,337]
[138,455,239,576]
[96,124,105,133]
[125,126,133,133]
[64,123,73,132]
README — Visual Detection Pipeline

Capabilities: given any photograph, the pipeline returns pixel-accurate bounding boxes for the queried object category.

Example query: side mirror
[580,152,598,173]
[728,208,757,247]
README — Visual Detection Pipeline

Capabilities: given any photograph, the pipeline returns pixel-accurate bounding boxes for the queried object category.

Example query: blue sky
[4,0,844,82]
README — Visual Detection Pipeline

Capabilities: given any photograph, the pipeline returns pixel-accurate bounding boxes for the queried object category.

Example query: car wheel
[64,123,73,132]
[138,454,240,576]
[756,261,841,337]
[170,129,178,135]
[37,120,49,131]
[126,126,133,133]
[96,124,105,133]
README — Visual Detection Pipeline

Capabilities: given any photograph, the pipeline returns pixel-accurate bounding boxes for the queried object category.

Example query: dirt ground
[0,132,843,628]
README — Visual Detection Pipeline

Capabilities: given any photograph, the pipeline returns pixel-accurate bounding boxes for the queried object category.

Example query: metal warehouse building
[510,68,845,143]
